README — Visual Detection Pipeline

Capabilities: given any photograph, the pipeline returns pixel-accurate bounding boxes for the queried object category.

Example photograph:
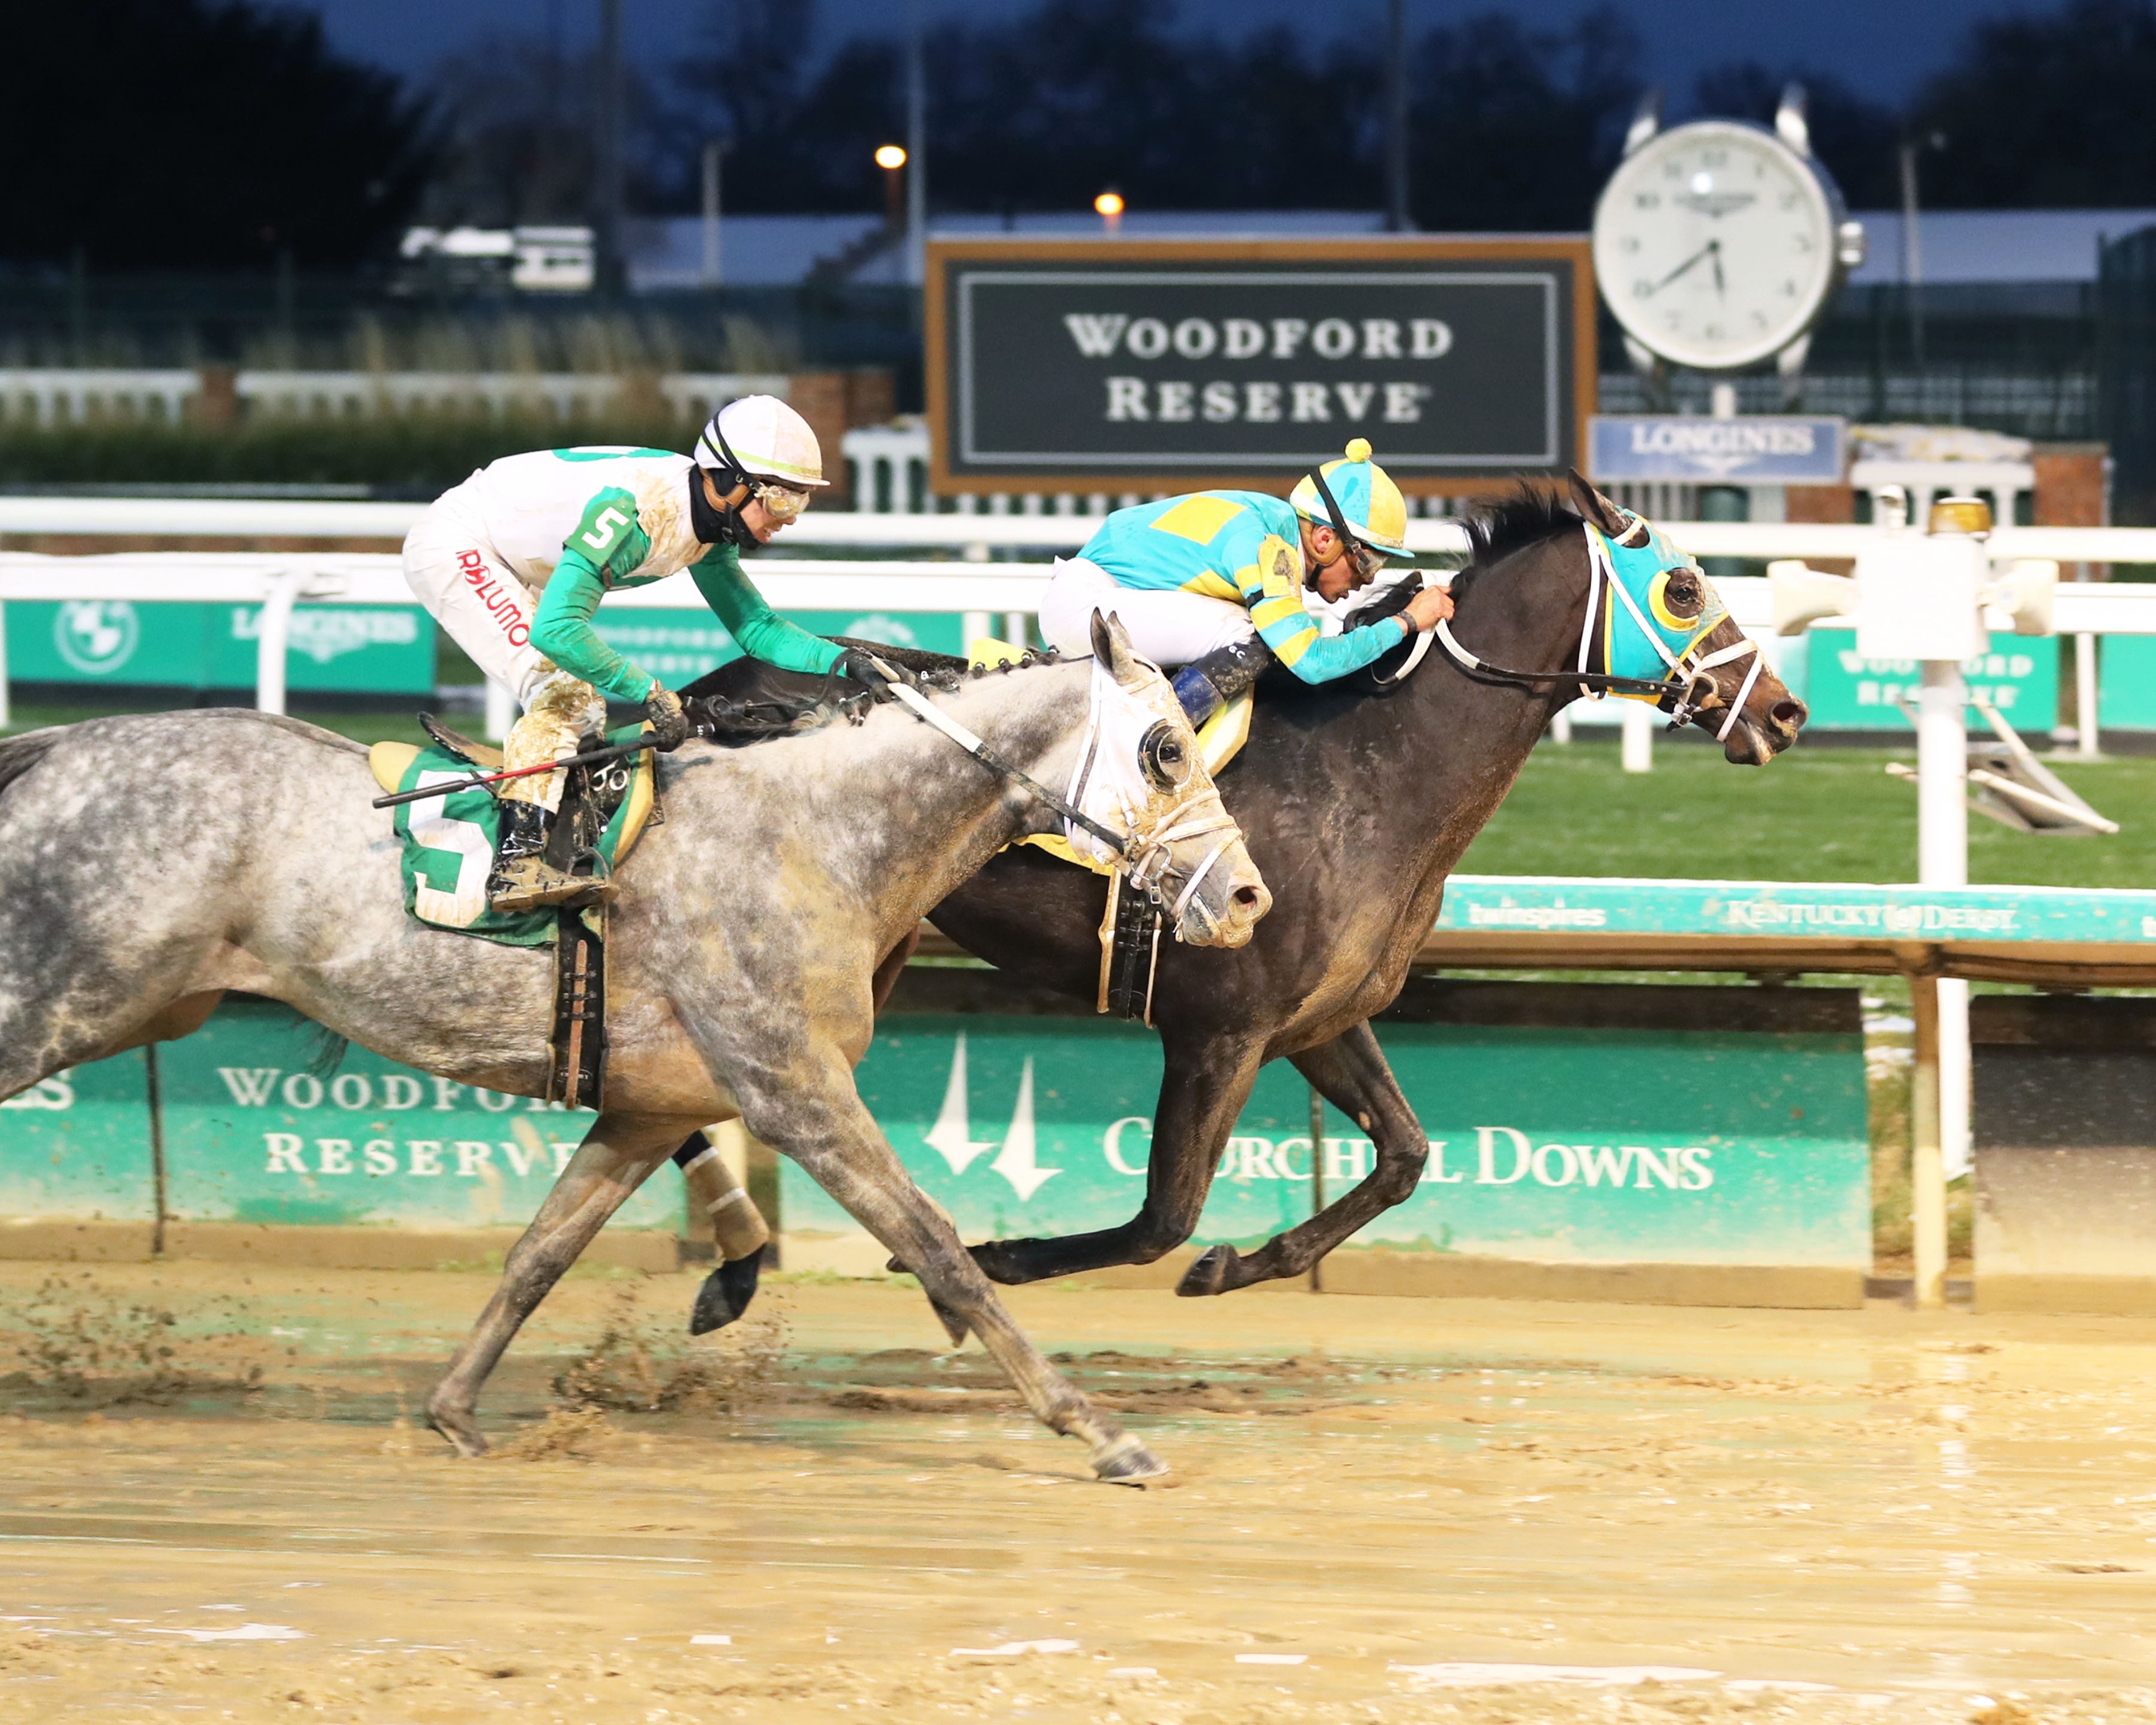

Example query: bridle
[868,653,1241,935]
[1429,515,1765,741]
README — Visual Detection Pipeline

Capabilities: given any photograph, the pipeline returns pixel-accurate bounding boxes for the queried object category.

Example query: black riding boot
[487,796,612,913]
[1168,636,1274,727]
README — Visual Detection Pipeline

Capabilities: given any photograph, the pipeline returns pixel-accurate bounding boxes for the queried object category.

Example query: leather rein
[864,652,1240,926]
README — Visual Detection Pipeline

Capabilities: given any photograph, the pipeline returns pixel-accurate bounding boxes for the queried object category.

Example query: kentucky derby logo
[54,600,139,676]
[923,1033,1061,1201]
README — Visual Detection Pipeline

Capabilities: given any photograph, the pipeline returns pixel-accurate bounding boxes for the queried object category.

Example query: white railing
[4,548,2154,725]
[0,370,199,424]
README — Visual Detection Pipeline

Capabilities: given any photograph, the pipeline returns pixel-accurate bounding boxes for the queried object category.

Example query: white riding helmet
[694,395,829,490]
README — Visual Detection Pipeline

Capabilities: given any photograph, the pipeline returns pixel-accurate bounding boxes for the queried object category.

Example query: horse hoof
[1091,1433,1171,1484]
[1176,1243,1238,1298]
[689,1246,763,1336]
[926,1292,972,1349]
[427,1403,490,1458]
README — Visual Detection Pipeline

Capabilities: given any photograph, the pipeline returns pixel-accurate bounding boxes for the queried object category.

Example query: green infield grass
[1457,736,2156,889]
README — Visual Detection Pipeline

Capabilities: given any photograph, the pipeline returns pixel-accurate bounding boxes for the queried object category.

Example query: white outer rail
[8,494,2156,567]
[6,550,2156,720]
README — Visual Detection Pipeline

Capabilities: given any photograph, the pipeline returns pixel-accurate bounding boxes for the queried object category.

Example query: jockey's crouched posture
[401,395,849,913]
[1037,438,1455,725]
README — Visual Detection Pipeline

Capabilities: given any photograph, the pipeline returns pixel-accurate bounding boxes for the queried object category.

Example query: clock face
[1593,120,1839,371]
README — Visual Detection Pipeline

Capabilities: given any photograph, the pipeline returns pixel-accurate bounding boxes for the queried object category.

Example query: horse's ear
[1088,608,1118,669]
[1566,469,1628,536]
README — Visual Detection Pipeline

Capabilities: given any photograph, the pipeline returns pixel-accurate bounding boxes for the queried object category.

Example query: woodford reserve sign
[925,237,1595,492]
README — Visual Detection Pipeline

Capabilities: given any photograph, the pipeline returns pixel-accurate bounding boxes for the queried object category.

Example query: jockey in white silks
[1036,439,1456,726]
[401,395,867,913]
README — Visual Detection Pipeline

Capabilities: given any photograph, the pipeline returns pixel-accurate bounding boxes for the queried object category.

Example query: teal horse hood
[1588,512,1733,696]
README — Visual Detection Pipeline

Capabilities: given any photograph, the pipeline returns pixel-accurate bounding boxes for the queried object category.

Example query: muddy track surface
[4,1263,2156,1723]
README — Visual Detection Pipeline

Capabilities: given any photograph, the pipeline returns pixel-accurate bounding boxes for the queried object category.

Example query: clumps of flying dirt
[1,1272,263,1406]
[493,1404,619,1462]
[551,1283,787,1414]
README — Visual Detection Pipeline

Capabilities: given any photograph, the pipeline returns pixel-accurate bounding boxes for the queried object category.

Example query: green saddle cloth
[390,728,653,948]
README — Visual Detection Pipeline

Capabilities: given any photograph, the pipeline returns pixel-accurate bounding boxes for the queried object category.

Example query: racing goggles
[753,479,811,524]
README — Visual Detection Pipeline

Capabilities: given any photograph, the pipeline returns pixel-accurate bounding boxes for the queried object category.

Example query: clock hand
[1645,241,1716,295]
[1710,239,1725,298]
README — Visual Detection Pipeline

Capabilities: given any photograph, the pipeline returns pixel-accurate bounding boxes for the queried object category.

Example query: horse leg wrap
[675,1137,771,1261]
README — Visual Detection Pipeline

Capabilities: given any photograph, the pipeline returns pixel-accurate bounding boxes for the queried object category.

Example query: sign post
[927,237,1594,495]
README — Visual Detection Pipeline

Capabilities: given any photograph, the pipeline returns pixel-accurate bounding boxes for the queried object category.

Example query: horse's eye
[1663,572,1702,615]
[1140,723,1191,790]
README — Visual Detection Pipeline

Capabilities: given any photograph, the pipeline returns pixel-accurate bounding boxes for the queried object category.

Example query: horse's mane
[678,636,1072,744]
[1449,484,1584,606]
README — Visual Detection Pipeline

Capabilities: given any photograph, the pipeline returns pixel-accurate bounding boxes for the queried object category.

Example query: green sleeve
[531,550,661,705]
[528,487,663,705]
[690,545,843,676]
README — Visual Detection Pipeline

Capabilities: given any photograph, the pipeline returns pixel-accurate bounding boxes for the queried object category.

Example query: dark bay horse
[690,477,1805,1300]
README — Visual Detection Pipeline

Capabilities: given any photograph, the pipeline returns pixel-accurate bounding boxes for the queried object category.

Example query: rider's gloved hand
[643,685,691,752]
[836,646,900,703]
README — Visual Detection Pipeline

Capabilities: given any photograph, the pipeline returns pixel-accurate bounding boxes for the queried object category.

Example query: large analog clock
[1593,101,1862,375]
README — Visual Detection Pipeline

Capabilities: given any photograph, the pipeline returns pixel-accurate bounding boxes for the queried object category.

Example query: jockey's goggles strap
[1305,465,1382,586]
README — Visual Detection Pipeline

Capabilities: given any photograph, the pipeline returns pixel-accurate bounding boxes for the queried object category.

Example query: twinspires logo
[54,600,139,675]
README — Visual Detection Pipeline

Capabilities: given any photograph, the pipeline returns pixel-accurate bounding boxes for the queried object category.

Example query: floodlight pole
[595,0,626,295]
[701,139,730,287]
[905,0,927,286]
[1384,0,1410,232]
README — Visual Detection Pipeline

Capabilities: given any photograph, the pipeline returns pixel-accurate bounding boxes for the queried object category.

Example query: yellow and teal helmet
[1289,438,1410,558]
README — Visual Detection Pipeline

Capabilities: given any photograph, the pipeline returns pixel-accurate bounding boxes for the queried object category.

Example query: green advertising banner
[153,1000,679,1231]
[0,1054,155,1225]
[0,1000,679,1235]
[2098,633,2156,730]
[595,607,966,686]
[781,1009,1869,1270]
[1801,627,2057,731]
[6,600,434,693]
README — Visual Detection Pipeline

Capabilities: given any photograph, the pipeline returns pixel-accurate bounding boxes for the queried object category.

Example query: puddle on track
[4,1263,2156,1721]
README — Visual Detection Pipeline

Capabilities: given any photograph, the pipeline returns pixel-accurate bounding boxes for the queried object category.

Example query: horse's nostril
[1232,885,1260,908]
[1771,700,1805,728]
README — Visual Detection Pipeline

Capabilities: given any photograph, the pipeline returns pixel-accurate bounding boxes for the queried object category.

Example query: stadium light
[1095,191,1124,235]
[876,146,908,235]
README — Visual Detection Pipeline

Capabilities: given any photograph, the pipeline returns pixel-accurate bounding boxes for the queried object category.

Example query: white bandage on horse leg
[679,1140,771,1260]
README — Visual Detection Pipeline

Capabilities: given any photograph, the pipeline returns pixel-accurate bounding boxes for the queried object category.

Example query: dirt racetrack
[5,1262,2156,1723]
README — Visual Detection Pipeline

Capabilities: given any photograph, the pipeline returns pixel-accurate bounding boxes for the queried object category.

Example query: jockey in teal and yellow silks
[1036,439,1454,724]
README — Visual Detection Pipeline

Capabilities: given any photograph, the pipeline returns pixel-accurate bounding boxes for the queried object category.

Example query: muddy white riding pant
[402,500,604,812]
[1036,556,1256,668]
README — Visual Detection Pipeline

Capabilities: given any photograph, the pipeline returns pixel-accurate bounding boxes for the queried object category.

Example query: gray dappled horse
[691,479,1808,1305]
[0,613,1266,1482]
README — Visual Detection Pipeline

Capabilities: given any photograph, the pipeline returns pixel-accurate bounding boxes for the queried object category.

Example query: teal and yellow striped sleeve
[1221,513,1409,684]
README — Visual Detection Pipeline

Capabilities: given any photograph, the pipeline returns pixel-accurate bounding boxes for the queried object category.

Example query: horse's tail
[0,727,66,800]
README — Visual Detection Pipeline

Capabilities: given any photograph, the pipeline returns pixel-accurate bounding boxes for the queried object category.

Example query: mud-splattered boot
[487,798,610,913]
[1168,636,1273,728]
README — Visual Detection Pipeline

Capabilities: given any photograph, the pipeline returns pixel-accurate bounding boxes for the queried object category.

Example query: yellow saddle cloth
[971,637,1249,880]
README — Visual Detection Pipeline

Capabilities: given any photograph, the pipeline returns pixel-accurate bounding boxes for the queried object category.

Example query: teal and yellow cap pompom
[1288,438,1411,556]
